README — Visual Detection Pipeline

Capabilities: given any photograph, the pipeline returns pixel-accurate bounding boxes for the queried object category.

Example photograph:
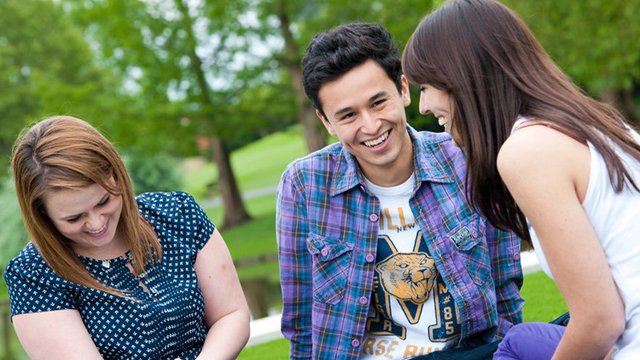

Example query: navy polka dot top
[4,192,215,359]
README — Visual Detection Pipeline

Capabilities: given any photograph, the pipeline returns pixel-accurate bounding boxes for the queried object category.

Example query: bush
[0,176,28,269]
[123,151,182,194]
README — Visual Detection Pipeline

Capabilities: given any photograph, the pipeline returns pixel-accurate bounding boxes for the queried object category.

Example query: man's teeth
[438,116,449,126]
[364,131,389,147]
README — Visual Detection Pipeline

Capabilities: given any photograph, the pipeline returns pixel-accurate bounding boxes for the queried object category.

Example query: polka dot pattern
[4,192,215,359]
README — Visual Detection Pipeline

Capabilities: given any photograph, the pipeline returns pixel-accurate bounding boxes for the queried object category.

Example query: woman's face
[418,84,460,145]
[43,180,124,259]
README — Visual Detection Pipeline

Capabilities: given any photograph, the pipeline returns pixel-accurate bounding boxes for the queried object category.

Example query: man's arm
[486,223,524,338]
[276,169,313,359]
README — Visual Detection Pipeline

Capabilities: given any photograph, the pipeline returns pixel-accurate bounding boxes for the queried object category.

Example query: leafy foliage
[504,0,640,96]
[123,151,182,194]
[251,0,441,131]
[0,0,112,177]
[0,176,28,270]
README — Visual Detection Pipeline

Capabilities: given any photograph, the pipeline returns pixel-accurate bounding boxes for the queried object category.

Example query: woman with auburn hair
[402,0,640,359]
[4,115,250,359]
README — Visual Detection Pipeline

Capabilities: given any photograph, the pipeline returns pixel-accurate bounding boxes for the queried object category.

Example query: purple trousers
[493,322,565,360]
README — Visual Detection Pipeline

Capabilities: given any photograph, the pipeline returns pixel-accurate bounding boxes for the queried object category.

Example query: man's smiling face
[317,59,413,186]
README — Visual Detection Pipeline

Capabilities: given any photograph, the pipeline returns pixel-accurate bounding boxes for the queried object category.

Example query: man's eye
[373,99,385,107]
[341,112,355,120]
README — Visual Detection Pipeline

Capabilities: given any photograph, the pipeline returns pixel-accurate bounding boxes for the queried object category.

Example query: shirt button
[359,296,369,305]
[320,248,329,257]
[513,252,520,261]
[365,253,375,263]
[351,338,361,347]
[369,213,379,222]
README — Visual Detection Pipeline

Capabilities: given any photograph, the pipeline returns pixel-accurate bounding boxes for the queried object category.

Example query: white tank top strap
[511,115,529,134]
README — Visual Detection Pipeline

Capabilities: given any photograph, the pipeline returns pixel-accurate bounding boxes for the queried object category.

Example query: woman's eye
[67,216,80,223]
[97,195,110,206]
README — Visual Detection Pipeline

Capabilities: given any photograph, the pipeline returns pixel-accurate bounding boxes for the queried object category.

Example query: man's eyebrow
[369,91,387,103]
[332,91,388,118]
[333,106,353,118]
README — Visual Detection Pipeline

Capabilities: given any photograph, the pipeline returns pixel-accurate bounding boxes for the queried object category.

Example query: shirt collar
[330,125,456,196]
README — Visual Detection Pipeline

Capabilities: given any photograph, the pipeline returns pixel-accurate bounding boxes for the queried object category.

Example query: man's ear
[317,109,336,136]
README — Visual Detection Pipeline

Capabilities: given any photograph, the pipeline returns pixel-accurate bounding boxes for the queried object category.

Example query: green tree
[0,0,115,176]
[63,0,258,228]
[54,0,444,230]
[123,151,182,194]
[504,0,640,125]
[238,0,440,153]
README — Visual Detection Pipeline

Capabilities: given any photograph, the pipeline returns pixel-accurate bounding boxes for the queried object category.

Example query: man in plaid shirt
[276,23,523,360]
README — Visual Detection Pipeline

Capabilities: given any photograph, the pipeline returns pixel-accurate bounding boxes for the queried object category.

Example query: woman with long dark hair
[402,0,640,358]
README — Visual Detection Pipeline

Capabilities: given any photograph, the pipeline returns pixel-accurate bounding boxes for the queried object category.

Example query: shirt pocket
[449,214,491,286]
[306,233,354,305]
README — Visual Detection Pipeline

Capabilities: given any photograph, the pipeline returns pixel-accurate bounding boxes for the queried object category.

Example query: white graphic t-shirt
[361,175,461,359]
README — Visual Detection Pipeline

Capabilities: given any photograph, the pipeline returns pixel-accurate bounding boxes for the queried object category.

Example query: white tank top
[513,118,640,358]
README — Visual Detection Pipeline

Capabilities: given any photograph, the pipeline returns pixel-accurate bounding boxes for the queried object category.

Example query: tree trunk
[176,0,252,228]
[600,88,638,127]
[209,136,252,228]
[275,0,327,153]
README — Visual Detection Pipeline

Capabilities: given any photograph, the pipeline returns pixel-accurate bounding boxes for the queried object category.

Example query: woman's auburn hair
[11,115,162,296]
[402,0,640,241]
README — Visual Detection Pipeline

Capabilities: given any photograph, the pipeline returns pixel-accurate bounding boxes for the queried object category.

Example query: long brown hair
[402,0,640,240]
[11,115,162,296]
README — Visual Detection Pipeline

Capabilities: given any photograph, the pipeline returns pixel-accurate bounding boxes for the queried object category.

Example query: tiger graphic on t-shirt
[376,253,437,304]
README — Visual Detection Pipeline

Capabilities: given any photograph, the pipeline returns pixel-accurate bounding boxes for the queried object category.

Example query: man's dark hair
[302,23,403,118]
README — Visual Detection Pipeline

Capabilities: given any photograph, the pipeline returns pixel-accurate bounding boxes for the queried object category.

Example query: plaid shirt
[276,127,523,359]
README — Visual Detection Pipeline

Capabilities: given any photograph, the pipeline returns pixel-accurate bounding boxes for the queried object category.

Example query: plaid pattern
[277,127,523,359]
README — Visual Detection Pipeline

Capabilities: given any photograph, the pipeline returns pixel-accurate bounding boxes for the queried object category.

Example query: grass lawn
[237,271,568,359]
[204,192,280,282]
[521,271,568,323]
[181,125,308,200]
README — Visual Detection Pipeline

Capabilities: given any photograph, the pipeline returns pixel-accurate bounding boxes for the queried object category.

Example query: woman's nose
[85,213,103,231]
[419,92,430,115]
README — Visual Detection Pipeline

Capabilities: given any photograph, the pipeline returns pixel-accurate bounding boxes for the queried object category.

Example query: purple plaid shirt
[276,127,523,359]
